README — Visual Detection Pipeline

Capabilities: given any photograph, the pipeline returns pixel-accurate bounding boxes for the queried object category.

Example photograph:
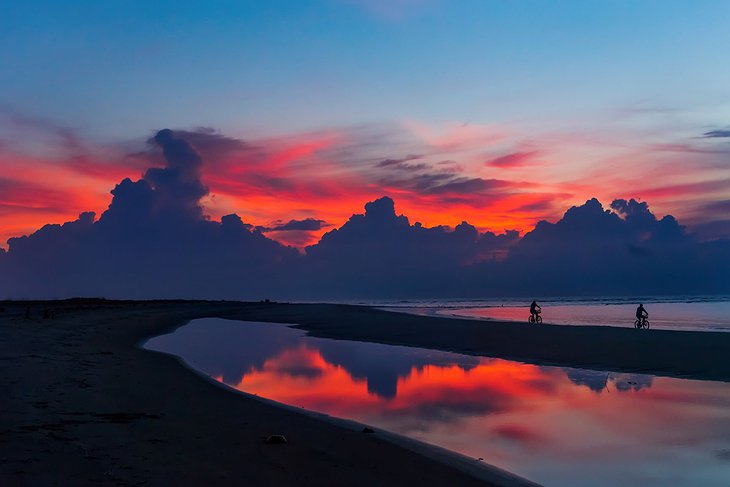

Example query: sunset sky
[2,0,730,248]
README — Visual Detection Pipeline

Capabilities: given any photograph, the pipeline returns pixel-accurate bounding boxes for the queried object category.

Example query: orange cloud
[2,117,730,249]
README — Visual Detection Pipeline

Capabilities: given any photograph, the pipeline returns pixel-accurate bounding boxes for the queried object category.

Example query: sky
[1,0,730,251]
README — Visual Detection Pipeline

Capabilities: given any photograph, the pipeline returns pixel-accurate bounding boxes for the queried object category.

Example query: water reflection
[145,318,730,487]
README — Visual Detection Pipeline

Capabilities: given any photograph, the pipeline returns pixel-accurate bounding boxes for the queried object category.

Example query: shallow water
[365,297,730,331]
[145,318,730,487]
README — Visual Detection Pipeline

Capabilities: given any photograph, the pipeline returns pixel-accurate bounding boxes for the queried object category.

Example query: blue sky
[2,0,729,139]
[1,0,730,247]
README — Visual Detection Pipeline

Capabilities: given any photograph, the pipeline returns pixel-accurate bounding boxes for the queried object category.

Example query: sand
[239,303,730,382]
[2,300,729,486]
[0,300,538,487]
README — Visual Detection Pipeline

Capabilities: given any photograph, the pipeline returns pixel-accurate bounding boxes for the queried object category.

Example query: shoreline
[143,332,537,487]
[4,299,730,486]
[220,302,730,383]
[380,304,730,334]
[1,300,539,487]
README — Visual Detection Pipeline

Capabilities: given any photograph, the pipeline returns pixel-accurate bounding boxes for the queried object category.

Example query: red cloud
[3,120,730,250]
[485,151,539,167]
[493,423,545,444]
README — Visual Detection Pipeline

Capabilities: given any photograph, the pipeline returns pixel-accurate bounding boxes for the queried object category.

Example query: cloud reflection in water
[145,318,730,487]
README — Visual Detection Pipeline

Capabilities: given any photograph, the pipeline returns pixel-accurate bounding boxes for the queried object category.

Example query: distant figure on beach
[634,303,650,329]
[529,300,542,324]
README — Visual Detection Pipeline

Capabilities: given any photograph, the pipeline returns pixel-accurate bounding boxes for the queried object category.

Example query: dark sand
[0,301,538,487]
[2,300,730,486]
[244,303,730,382]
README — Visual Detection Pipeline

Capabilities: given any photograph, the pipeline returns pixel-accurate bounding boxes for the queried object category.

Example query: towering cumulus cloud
[1,131,729,299]
[491,198,729,296]
[303,196,520,297]
[0,130,297,299]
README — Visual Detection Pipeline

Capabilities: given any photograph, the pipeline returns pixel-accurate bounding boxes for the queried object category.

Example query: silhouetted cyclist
[634,303,650,329]
[530,300,541,322]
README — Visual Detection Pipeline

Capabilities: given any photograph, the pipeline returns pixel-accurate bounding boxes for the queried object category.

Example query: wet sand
[0,300,537,487]
[3,300,730,486]
[246,303,730,382]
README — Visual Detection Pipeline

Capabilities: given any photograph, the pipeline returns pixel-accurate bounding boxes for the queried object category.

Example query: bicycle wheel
[634,319,641,329]
[643,320,650,329]
[528,315,535,324]
[536,315,542,324]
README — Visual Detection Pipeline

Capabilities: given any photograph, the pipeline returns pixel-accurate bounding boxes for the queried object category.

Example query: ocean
[348,295,730,332]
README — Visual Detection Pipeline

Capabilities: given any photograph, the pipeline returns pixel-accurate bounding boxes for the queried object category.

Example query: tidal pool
[145,318,730,487]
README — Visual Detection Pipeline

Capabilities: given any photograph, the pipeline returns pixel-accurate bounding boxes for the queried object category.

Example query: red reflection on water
[219,345,557,416]
[213,342,730,487]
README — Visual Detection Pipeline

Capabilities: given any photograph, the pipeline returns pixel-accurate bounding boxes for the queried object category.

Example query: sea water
[351,296,730,331]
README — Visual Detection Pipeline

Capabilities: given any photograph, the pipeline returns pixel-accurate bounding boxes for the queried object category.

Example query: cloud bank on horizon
[1,129,728,300]
[2,113,730,251]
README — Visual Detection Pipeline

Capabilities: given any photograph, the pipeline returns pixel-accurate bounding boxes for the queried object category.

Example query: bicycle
[528,312,542,324]
[634,317,650,329]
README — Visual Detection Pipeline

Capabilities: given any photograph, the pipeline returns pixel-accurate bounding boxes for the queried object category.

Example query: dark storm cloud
[489,197,730,296]
[259,218,331,232]
[129,127,251,166]
[301,196,521,298]
[380,170,514,197]
[423,177,511,195]
[1,128,729,300]
[0,129,298,299]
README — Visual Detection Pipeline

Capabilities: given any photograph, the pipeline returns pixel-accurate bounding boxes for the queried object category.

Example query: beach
[3,300,730,486]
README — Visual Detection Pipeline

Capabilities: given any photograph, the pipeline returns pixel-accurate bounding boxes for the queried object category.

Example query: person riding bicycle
[530,300,541,322]
[636,303,648,323]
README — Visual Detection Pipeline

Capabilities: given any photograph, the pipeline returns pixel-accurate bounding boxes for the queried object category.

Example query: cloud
[0,129,298,299]
[380,170,515,200]
[493,197,730,296]
[0,177,81,216]
[302,196,521,297]
[255,218,334,247]
[424,177,511,195]
[701,129,730,138]
[699,199,730,214]
[2,123,730,300]
[376,154,428,171]
[262,218,331,232]
[492,424,545,445]
[2,187,729,298]
[650,143,728,154]
[485,151,539,167]
[632,178,730,200]
[128,127,250,167]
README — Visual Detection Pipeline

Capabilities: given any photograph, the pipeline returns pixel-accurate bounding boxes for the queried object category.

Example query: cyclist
[530,300,541,322]
[636,303,648,326]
